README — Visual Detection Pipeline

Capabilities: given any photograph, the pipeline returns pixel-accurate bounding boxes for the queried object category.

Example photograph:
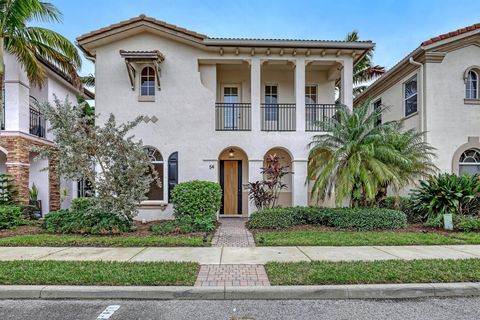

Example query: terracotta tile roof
[421,22,480,46]
[77,14,208,42]
[77,14,373,46]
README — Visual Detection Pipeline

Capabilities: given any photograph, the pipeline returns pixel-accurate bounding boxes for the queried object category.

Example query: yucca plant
[410,174,480,226]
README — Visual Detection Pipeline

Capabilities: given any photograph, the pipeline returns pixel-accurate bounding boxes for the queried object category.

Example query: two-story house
[0,53,93,214]
[77,15,374,220]
[355,23,480,183]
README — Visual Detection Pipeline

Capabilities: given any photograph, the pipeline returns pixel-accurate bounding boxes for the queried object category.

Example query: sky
[38,0,480,76]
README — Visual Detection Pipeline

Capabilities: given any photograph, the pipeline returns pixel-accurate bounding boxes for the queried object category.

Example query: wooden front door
[220,160,242,215]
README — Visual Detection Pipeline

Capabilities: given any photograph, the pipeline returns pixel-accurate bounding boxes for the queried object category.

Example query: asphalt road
[0,298,479,319]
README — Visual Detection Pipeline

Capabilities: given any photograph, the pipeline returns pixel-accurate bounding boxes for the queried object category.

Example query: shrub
[248,207,306,229]
[331,208,407,230]
[410,174,480,225]
[171,181,222,232]
[41,197,132,235]
[378,196,422,223]
[247,206,407,231]
[0,206,22,230]
[149,220,194,235]
[455,216,480,232]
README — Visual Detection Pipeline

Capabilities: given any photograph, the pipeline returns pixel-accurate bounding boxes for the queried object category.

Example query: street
[0,298,479,320]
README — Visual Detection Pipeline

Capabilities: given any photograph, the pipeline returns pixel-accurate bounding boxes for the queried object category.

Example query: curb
[1,283,480,300]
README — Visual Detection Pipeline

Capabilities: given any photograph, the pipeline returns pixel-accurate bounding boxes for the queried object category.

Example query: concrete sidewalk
[1,245,480,263]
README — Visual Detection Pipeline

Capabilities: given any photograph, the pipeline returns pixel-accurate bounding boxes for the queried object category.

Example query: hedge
[247,206,407,231]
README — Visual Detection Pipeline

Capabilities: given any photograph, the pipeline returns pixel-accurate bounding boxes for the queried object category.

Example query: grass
[266,259,480,285]
[0,234,210,247]
[0,260,199,286]
[254,229,480,246]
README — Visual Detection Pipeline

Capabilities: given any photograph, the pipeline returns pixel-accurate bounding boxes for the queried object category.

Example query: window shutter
[168,152,178,202]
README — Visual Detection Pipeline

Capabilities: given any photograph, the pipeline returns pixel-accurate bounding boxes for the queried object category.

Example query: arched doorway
[218,147,248,215]
[264,147,293,207]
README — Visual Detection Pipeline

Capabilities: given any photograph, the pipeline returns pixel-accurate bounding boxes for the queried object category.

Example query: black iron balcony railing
[305,104,337,131]
[261,103,296,131]
[29,107,46,138]
[215,103,251,131]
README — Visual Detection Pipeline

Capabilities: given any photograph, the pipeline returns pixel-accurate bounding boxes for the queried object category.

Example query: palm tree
[307,101,436,206]
[345,31,385,97]
[0,0,81,125]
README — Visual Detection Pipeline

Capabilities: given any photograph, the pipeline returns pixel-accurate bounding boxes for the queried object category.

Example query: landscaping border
[1,283,480,300]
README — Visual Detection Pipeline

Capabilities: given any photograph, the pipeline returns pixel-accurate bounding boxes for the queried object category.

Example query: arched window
[459,149,480,176]
[466,70,479,99]
[144,146,163,200]
[141,67,155,96]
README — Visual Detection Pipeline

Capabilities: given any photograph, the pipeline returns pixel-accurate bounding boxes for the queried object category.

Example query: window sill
[138,96,155,102]
[464,99,480,105]
[140,200,168,210]
[401,111,418,121]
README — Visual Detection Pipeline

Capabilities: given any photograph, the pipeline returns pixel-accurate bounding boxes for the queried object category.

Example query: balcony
[261,103,296,131]
[29,107,46,138]
[305,104,337,131]
[215,103,251,131]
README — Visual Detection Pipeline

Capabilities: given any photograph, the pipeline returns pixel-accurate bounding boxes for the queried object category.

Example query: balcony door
[222,85,241,129]
[265,84,278,121]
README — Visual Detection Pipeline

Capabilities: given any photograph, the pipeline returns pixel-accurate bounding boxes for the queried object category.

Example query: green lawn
[266,259,480,285]
[254,229,480,246]
[0,234,209,247]
[0,260,199,286]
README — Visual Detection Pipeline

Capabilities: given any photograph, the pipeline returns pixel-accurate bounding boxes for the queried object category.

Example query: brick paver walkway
[211,218,255,247]
[197,218,270,287]
[194,264,270,287]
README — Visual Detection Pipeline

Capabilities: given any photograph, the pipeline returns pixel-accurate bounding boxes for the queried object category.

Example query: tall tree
[345,31,385,96]
[0,0,81,126]
[308,101,436,206]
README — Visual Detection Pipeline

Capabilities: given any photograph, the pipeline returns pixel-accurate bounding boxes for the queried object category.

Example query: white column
[250,58,261,131]
[292,160,308,206]
[295,58,306,132]
[247,159,263,215]
[340,57,353,110]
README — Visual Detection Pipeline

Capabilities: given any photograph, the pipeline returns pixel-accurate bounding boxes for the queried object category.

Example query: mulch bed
[0,220,208,238]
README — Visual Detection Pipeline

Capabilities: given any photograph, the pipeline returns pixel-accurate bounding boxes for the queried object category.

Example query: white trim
[5,162,29,166]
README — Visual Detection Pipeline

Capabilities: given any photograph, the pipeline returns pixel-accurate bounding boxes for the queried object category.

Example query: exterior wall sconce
[228,148,235,158]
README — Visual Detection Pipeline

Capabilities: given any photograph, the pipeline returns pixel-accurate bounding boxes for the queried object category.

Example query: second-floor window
[305,85,317,104]
[265,85,278,121]
[404,75,417,116]
[373,99,382,126]
[466,70,479,99]
[141,66,155,96]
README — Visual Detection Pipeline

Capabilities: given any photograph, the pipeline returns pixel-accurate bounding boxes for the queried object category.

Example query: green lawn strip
[266,259,480,285]
[0,260,199,286]
[254,230,480,246]
[0,234,209,247]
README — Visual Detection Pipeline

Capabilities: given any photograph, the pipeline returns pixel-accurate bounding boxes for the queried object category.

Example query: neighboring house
[0,53,94,214]
[76,15,374,220]
[355,23,480,180]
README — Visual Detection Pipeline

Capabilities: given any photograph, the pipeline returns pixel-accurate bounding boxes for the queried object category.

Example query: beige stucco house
[77,15,374,220]
[0,53,94,214]
[355,23,480,180]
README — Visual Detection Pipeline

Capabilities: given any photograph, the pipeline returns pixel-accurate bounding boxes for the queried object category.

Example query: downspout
[408,57,426,141]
